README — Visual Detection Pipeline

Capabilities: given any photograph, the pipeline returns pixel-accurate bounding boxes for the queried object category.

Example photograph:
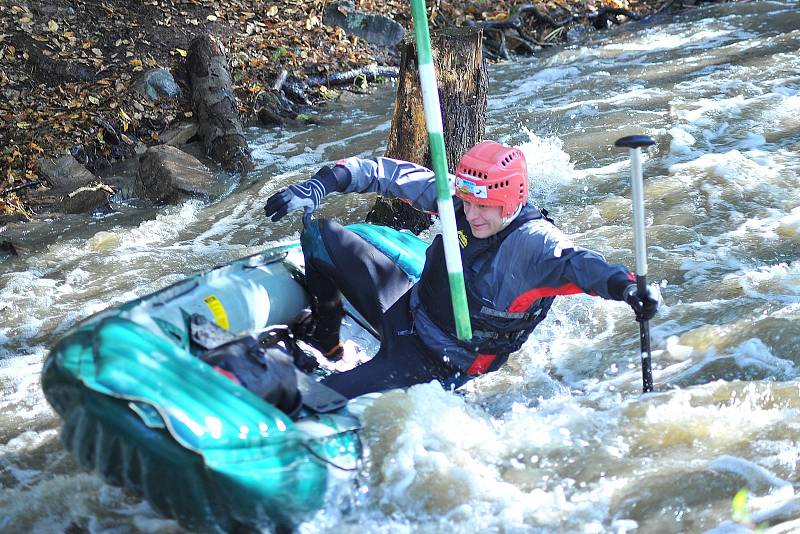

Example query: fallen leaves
[305,14,321,30]
[0,192,34,219]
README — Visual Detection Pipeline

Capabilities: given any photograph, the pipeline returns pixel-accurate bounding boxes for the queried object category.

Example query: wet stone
[31,156,114,214]
[37,155,98,191]
[323,0,405,47]
[27,183,114,215]
[136,145,215,203]
[132,68,181,101]
[158,122,200,147]
[0,240,18,257]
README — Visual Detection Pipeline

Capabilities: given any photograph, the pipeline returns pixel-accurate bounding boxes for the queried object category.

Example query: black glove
[264,165,350,222]
[623,283,661,322]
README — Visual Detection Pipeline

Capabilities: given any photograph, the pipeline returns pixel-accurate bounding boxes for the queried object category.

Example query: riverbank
[1,0,717,223]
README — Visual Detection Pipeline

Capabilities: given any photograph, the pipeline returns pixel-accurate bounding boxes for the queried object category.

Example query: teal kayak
[41,223,430,533]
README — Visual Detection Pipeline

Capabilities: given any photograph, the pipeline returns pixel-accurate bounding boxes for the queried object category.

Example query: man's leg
[321,291,452,399]
[320,339,439,398]
[300,219,413,355]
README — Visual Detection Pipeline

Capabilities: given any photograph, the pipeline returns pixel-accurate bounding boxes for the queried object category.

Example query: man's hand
[264,165,349,222]
[623,283,661,322]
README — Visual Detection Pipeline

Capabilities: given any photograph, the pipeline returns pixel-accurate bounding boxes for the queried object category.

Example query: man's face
[463,200,505,238]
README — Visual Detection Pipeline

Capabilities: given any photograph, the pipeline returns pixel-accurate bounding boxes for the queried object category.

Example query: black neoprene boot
[307,300,344,361]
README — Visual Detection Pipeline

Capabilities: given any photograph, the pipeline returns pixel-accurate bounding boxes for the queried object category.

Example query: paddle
[409,0,472,341]
[614,134,656,393]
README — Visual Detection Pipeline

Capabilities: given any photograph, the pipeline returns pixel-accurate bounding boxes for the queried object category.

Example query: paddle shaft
[409,0,472,340]
[615,135,655,393]
[630,147,653,392]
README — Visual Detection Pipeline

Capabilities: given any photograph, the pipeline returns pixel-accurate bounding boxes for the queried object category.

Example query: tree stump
[366,27,487,234]
[186,35,254,173]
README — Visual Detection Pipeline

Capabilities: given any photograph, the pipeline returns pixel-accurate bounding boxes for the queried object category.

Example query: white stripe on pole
[438,198,461,274]
[629,148,648,277]
[418,64,444,133]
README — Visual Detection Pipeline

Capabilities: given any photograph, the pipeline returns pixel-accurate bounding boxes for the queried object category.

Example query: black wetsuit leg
[321,291,453,399]
[302,220,453,398]
[302,219,413,336]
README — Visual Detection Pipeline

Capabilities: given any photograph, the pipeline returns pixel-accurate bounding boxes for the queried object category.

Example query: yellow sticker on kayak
[203,295,230,331]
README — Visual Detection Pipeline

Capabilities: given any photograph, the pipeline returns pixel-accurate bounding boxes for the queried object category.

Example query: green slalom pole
[409,0,472,341]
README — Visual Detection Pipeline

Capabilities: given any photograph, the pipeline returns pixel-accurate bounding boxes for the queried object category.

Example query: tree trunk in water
[186,34,254,173]
[366,27,487,234]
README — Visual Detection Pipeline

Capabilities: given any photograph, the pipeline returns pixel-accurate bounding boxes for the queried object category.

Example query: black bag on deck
[200,334,303,418]
[190,314,348,416]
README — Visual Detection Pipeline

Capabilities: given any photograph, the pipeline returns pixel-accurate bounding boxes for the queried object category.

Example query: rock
[59,184,114,214]
[159,122,199,146]
[0,214,28,228]
[0,240,18,256]
[323,1,405,47]
[2,88,21,103]
[37,155,97,190]
[70,144,89,164]
[24,38,95,85]
[34,156,114,214]
[254,91,294,127]
[31,5,76,18]
[136,145,215,203]
[133,68,181,101]
[28,183,113,215]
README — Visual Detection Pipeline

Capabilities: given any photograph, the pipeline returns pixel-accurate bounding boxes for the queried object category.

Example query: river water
[2,1,800,532]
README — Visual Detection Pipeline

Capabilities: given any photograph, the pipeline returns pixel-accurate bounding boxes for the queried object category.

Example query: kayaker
[264,141,660,398]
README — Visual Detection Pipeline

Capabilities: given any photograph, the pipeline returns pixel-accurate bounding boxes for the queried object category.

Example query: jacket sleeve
[337,156,442,213]
[512,220,634,302]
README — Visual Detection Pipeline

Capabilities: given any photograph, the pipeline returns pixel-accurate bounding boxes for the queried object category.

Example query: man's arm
[508,221,633,307]
[339,157,441,213]
[545,228,632,300]
[512,221,659,320]
[264,157,443,221]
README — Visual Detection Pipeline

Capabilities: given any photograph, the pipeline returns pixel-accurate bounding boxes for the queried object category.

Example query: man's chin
[470,226,489,238]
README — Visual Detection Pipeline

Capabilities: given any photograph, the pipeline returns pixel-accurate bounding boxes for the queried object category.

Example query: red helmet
[454,141,528,217]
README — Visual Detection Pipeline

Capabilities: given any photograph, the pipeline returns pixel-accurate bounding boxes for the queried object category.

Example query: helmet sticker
[455,177,488,199]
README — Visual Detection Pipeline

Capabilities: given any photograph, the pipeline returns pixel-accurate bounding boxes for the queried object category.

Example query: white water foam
[668,126,697,154]
[116,200,204,250]
[671,85,800,150]
[604,28,741,54]
[0,350,51,422]
[0,471,177,533]
[667,149,781,198]
[636,383,786,450]
[515,129,578,206]
[776,207,800,239]
[250,119,390,172]
[488,66,580,111]
[733,261,800,303]
[350,382,630,532]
